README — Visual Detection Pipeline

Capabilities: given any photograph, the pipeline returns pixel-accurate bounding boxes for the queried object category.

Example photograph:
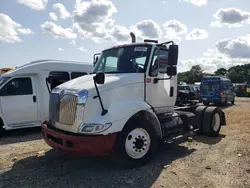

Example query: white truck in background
[0,60,93,133]
[42,33,226,167]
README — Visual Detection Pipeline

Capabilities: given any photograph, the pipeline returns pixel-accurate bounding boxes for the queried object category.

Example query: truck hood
[55,73,144,96]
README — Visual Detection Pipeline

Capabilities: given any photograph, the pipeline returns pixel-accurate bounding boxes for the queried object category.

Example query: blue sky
[0,0,250,73]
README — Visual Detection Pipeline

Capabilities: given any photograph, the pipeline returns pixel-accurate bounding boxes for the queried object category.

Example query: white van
[0,59,93,133]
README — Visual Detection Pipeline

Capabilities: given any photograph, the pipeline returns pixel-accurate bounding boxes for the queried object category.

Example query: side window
[105,56,118,72]
[149,48,169,77]
[3,77,33,96]
[49,71,70,90]
[71,72,88,79]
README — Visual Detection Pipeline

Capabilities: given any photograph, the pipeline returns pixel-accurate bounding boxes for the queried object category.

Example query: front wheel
[112,119,159,168]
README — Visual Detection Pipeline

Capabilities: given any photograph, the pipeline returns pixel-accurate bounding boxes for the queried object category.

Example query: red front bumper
[41,123,117,156]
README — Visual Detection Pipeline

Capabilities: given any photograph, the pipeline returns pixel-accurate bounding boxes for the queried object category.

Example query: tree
[214,68,227,76]
[178,65,204,84]
[213,63,250,83]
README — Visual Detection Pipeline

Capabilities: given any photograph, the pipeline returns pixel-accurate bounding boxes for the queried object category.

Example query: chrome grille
[58,94,78,125]
[49,93,78,125]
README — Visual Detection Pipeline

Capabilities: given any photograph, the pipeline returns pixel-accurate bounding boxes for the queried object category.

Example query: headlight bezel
[78,123,112,134]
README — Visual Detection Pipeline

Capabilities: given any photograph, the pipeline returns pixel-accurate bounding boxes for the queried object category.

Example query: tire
[202,107,222,137]
[112,118,159,168]
[203,101,209,106]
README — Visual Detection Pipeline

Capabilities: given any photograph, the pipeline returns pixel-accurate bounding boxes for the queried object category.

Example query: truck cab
[42,34,226,167]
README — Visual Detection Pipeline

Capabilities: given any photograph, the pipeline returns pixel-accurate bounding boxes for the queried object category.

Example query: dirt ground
[0,97,249,188]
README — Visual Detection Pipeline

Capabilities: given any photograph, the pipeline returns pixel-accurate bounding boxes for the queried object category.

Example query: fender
[83,100,162,136]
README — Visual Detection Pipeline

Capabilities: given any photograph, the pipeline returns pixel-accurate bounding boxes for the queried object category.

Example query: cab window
[149,48,169,77]
[2,77,33,96]
[49,71,70,90]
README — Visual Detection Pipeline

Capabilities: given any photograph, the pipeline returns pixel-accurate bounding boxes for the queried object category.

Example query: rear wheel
[112,118,158,168]
[202,107,222,137]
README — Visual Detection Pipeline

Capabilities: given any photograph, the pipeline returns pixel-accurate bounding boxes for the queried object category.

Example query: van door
[0,76,38,126]
[145,47,176,114]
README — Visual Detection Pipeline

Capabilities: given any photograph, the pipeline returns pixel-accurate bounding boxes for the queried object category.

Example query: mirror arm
[93,78,108,116]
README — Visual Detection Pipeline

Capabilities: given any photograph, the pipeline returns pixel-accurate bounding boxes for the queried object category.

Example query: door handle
[33,96,36,102]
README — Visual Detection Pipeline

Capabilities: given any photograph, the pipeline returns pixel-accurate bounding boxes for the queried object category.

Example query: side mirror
[167,66,177,76]
[93,72,105,84]
[93,53,100,67]
[168,45,178,65]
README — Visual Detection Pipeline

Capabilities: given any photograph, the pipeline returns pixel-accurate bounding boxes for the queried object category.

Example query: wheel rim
[125,128,151,159]
[212,113,221,131]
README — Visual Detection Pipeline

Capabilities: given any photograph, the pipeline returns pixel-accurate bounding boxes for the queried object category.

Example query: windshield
[0,76,10,87]
[93,45,152,74]
[201,82,220,92]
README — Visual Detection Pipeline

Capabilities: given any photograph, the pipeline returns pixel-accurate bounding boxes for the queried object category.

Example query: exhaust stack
[130,32,136,43]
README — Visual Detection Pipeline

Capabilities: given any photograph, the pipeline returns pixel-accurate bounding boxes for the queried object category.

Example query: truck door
[0,76,38,126]
[145,47,177,114]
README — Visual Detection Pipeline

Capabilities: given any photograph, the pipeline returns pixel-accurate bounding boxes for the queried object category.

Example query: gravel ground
[0,97,249,188]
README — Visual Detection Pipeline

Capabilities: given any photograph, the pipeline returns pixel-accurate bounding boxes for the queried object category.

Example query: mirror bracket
[93,72,107,116]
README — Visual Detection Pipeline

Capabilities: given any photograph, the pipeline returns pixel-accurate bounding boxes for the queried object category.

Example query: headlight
[78,123,112,134]
[77,89,88,104]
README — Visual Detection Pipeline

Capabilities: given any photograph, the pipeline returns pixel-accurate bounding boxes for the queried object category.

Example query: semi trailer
[42,33,226,167]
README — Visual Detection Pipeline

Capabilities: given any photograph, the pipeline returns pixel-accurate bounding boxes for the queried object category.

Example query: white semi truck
[42,33,226,167]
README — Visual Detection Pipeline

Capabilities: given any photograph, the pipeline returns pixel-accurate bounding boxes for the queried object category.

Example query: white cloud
[216,34,250,58]
[163,20,187,41]
[211,8,250,27]
[58,48,64,52]
[186,28,208,40]
[52,3,71,20]
[163,0,207,6]
[110,20,162,44]
[17,0,48,11]
[110,25,130,43]
[180,50,249,73]
[17,28,34,35]
[49,12,58,21]
[70,40,76,45]
[41,21,77,39]
[0,13,33,43]
[72,0,117,42]
[130,19,162,41]
[77,47,88,52]
[181,34,250,73]
[183,0,207,6]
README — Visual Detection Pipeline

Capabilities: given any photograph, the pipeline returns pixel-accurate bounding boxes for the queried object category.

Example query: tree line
[178,63,250,84]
